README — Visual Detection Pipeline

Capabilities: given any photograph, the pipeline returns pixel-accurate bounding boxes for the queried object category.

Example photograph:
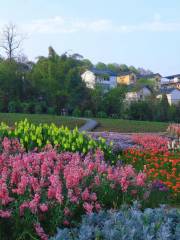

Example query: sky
[0,0,180,76]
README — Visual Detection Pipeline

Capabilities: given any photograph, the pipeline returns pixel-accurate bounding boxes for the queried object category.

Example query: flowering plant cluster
[167,124,180,151]
[0,119,113,158]
[0,137,149,240]
[167,124,180,138]
[123,134,180,202]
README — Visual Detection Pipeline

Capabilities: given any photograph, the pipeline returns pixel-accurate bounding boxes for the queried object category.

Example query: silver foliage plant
[51,203,180,240]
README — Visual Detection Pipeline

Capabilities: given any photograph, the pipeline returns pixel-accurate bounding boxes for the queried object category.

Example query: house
[137,73,162,90]
[116,72,136,85]
[125,85,152,102]
[161,74,180,90]
[156,88,180,105]
[81,68,117,90]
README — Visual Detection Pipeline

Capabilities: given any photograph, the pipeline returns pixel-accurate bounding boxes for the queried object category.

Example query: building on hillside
[81,68,117,90]
[137,73,162,90]
[161,74,180,90]
[125,85,152,103]
[156,88,180,105]
[116,72,137,85]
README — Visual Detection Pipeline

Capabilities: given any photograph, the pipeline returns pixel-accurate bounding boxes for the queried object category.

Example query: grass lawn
[94,118,169,133]
[0,113,85,129]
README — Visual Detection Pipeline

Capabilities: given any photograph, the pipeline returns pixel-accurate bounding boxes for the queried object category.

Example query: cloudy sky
[0,0,180,75]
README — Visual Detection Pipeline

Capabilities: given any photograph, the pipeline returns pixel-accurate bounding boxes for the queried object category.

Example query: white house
[161,74,180,90]
[81,68,117,90]
[125,86,152,102]
[157,88,180,105]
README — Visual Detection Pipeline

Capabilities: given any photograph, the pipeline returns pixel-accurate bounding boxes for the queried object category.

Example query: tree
[95,62,107,70]
[0,23,22,60]
[103,86,126,116]
[119,64,129,73]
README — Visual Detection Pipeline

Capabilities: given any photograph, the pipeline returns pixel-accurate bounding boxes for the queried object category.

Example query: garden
[0,119,179,240]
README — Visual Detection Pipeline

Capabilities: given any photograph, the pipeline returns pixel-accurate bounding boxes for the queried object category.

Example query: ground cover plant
[0,113,85,129]
[0,138,152,239]
[122,134,180,205]
[0,119,112,158]
[94,118,168,133]
[51,203,180,240]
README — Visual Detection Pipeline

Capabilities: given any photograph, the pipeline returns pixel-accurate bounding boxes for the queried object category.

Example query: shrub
[96,111,107,118]
[47,107,56,115]
[0,139,151,239]
[8,101,17,113]
[84,110,93,118]
[51,204,180,240]
[72,107,81,117]
[34,103,43,114]
[21,102,34,113]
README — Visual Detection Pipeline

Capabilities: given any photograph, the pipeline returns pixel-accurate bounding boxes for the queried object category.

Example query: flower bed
[167,124,180,138]
[0,119,113,158]
[0,138,151,240]
[122,134,180,202]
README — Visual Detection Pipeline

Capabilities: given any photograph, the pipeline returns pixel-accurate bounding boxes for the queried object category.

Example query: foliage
[96,111,107,118]
[0,113,85,129]
[0,119,113,158]
[83,110,93,118]
[51,204,180,240]
[0,140,151,239]
[0,46,179,121]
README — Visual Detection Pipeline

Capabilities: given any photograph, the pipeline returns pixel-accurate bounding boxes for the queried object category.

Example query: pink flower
[136,172,146,186]
[0,210,11,218]
[34,223,48,240]
[64,207,71,216]
[39,204,48,212]
[120,177,129,192]
[63,220,70,226]
[19,201,29,216]
[81,188,90,201]
[29,194,40,214]
[83,202,93,214]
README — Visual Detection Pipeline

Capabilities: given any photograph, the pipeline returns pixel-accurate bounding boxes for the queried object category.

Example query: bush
[51,204,180,240]
[21,102,34,113]
[0,140,152,239]
[8,101,17,113]
[84,110,93,118]
[96,111,107,118]
[34,103,43,114]
[72,107,81,117]
[47,107,56,115]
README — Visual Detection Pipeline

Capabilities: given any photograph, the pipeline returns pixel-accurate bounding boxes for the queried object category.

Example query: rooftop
[160,88,180,94]
[90,68,117,76]
[164,74,180,79]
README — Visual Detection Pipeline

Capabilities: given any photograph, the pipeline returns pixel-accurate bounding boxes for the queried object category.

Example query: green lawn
[94,118,169,133]
[0,113,85,129]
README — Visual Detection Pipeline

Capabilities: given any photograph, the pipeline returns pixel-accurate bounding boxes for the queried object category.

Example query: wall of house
[117,74,136,85]
[125,92,138,102]
[117,75,131,85]
[138,88,151,99]
[81,71,117,89]
[171,90,180,105]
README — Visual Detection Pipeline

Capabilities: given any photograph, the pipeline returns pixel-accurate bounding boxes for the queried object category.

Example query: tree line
[0,23,179,122]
